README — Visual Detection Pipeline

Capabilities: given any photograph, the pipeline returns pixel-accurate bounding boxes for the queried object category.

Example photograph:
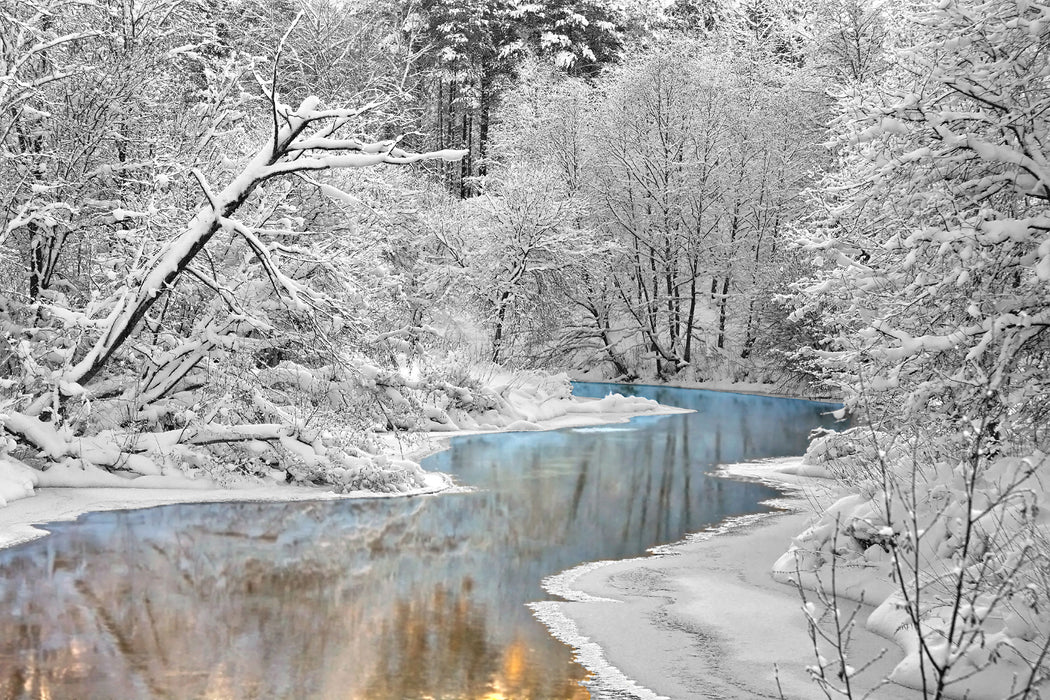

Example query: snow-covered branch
[62,95,465,388]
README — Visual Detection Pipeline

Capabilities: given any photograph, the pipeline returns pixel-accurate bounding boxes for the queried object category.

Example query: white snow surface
[534,458,927,699]
[539,455,1049,699]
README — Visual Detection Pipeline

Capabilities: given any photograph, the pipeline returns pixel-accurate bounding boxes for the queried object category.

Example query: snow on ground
[534,458,930,700]
[772,433,1050,700]
[0,390,685,552]
[569,370,841,402]
[538,453,1050,700]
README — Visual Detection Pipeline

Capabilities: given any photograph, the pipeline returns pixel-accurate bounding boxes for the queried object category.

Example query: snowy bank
[532,457,925,699]
[569,371,841,402]
[540,450,1049,699]
[771,431,1050,700]
[0,385,684,552]
[0,368,677,510]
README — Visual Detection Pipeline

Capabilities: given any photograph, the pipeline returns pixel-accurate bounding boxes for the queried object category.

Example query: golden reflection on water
[354,579,589,699]
[0,535,592,700]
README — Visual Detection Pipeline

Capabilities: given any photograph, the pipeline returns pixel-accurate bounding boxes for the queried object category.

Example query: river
[0,384,839,699]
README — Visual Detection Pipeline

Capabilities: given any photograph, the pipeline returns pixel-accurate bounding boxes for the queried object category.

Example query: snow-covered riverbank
[569,372,841,403]
[535,450,1050,700]
[533,457,923,700]
[0,392,688,551]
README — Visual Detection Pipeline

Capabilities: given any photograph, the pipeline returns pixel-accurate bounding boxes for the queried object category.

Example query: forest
[1,0,1049,696]
[0,0,843,491]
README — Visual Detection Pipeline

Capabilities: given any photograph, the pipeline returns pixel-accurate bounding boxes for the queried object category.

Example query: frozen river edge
[534,458,929,700]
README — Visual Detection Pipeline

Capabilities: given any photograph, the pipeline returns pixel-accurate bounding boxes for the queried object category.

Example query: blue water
[0,384,839,699]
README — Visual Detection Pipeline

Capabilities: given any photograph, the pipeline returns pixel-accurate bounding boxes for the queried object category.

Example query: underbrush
[777,427,1050,699]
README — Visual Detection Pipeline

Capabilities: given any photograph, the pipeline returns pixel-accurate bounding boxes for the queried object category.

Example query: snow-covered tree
[486,63,638,374]
[588,41,824,380]
[471,166,605,365]
[805,0,894,85]
[0,6,479,493]
[790,0,1050,693]
[799,0,1050,451]
[400,0,625,197]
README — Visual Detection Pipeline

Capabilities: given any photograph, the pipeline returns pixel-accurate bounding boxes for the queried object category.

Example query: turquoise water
[0,384,839,699]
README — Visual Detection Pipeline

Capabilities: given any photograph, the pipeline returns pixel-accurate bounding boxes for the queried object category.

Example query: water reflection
[0,385,839,699]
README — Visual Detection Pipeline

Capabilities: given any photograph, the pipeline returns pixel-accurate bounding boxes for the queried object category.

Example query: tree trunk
[717,275,730,350]
[684,265,698,364]
[446,77,458,192]
[665,264,678,355]
[741,297,757,359]
[28,227,45,300]
[69,107,325,387]
[491,290,511,364]
[460,107,473,198]
[478,70,491,179]
[436,77,444,151]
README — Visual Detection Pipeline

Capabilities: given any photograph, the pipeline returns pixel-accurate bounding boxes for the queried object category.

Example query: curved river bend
[0,384,839,699]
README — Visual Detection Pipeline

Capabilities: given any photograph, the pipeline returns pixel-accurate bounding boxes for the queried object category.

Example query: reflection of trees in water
[0,388,838,698]
[362,578,589,700]
[0,498,588,699]
[438,413,786,563]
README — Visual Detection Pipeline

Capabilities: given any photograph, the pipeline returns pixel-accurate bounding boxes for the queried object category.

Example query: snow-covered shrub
[0,403,38,506]
[802,427,932,493]
[0,5,475,496]
[780,432,1050,697]
[784,0,1050,694]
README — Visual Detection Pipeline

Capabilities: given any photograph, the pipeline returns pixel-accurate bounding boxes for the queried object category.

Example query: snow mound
[504,419,544,431]
[465,368,667,430]
[0,456,38,506]
[773,430,1050,699]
